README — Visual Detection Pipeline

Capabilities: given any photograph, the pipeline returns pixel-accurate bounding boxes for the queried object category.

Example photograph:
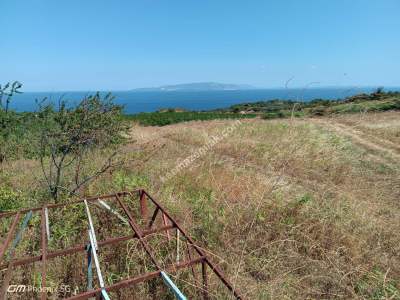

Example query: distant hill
[127,90,400,126]
[131,82,255,92]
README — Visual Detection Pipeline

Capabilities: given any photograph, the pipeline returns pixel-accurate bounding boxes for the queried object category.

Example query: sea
[8,87,399,114]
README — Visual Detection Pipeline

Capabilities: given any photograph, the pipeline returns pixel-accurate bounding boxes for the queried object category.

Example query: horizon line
[20,85,400,93]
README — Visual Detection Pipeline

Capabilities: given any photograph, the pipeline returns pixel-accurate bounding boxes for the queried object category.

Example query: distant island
[131,82,256,92]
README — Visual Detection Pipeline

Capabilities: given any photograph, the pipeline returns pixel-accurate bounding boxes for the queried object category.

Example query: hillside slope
[1,112,400,298]
[118,112,400,298]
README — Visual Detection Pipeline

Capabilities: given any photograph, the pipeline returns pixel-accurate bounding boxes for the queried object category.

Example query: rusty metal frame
[41,207,47,300]
[0,212,20,264]
[0,189,243,299]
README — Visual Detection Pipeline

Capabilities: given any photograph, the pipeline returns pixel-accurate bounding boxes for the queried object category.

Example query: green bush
[37,93,129,201]
[0,186,24,211]
[262,112,284,119]
[127,111,257,126]
[113,171,149,190]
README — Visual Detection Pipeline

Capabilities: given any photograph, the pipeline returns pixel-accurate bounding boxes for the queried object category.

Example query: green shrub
[113,171,149,190]
[37,93,129,201]
[126,111,257,126]
[297,193,313,204]
[355,268,400,299]
[0,186,24,211]
[262,112,284,119]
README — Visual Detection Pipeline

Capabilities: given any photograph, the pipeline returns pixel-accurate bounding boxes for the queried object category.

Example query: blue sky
[1,0,399,91]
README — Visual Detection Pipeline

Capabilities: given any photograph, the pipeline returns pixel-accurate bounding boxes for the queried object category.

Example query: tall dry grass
[1,113,400,299]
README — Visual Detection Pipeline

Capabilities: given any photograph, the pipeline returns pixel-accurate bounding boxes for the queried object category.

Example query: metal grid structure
[0,190,243,299]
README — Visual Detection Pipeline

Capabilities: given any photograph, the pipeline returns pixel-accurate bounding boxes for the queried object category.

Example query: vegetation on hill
[0,82,128,201]
[220,88,400,119]
[127,89,400,126]
[127,110,257,126]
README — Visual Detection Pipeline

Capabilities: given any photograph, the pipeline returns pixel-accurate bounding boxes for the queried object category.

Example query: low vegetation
[222,88,400,119]
[127,89,400,127]
[1,82,400,298]
[0,82,128,201]
[127,110,257,126]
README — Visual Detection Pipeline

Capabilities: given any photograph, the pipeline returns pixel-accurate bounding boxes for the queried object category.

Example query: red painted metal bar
[0,190,243,299]
[0,224,175,270]
[0,212,20,264]
[65,256,205,300]
[186,240,201,298]
[1,211,32,299]
[139,190,148,220]
[202,261,209,300]
[114,193,161,269]
[143,190,243,299]
[41,207,47,300]
[186,240,198,282]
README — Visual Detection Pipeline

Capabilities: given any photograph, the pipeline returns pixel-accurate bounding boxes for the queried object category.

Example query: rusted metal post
[0,191,139,219]
[202,261,209,300]
[114,194,161,269]
[0,191,244,299]
[41,207,48,300]
[139,189,148,220]
[0,212,20,264]
[186,241,198,282]
[1,211,32,300]
[143,190,243,299]
[0,224,175,270]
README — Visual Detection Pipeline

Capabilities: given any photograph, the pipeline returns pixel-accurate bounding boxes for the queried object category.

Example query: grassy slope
[1,112,400,298]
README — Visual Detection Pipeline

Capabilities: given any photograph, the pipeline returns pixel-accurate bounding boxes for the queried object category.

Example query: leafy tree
[38,92,129,201]
[0,81,23,163]
[0,81,22,112]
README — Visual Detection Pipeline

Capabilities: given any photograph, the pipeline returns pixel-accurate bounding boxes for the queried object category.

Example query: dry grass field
[1,111,400,299]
